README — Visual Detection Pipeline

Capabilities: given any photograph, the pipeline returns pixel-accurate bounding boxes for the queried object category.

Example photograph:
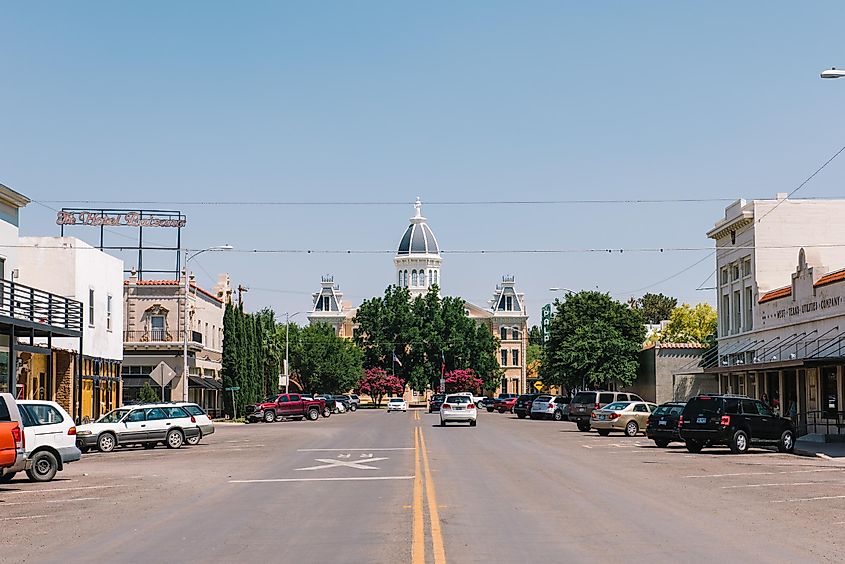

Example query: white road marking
[297,448,413,452]
[771,495,845,503]
[4,485,126,495]
[229,476,415,483]
[2,497,102,507]
[685,468,843,479]
[721,482,845,489]
[296,457,389,471]
[1,514,50,521]
[581,445,592,449]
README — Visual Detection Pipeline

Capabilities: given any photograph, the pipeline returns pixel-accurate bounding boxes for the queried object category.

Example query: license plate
[696,417,707,424]
[658,420,667,426]
[599,415,605,420]
[455,406,464,410]
[578,407,585,412]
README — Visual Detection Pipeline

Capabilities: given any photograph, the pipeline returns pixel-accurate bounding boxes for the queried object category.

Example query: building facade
[307,199,529,395]
[705,194,845,438]
[122,273,231,417]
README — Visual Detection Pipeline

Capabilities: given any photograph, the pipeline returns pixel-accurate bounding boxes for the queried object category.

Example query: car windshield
[97,409,130,423]
[655,405,684,416]
[432,395,445,401]
[389,398,404,403]
[445,396,470,404]
[534,395,552,402]
[262,395,279,403]
[602,402,630,411]
[572,392,597,404]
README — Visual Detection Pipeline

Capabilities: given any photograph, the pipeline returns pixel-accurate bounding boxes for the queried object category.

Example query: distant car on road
[349,394,361,407]
[568,391,645,431]
[493,396,517,413]
[477,397,496,410]
[646,402,686,448]
[679,394,795,454]
[387,398,407,412]
[591,401,657,436]
[428,394,446,413]
[245,394,326,423]
[513,394,541,419]
[530,395,570,421]
[439,395,477,427]
[335,395,357,412]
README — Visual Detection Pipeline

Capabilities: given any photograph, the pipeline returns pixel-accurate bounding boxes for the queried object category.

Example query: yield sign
[296,457,389,471]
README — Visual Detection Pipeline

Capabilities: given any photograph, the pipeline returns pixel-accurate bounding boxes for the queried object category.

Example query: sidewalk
[795,438,845,461]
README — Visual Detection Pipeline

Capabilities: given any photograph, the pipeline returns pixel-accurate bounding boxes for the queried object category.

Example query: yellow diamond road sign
[533,380,543,391]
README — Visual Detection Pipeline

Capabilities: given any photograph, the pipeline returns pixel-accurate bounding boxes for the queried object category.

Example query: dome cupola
[394,198,442,297]
[397,198,440,256]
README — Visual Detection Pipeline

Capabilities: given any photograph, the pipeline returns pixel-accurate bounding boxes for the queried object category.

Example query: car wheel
[778,429,795,453]
[186,431,202,446]
[0,472,16,483]
[487,407,494,413]
[498,409,505,414]
[143,442,156,449]
[263,410,275,423]
[470,420,477,427]
[26,450,59,482]
[165,429,184,449]
[79,446,90,454]
[625,421,639,437]
[323,408,332,418]
[349,404,357,412]
[730,430,749,454]
[553,410,563,422]
[654,439,670,448]
[97,433,116,453]
[597,429,611,436]
[307,408,319,421]
[685,440,703,453]
[577,421,591,432]
[517,413,526,419]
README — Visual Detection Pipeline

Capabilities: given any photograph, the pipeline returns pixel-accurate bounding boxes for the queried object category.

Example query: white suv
[440,395,478,427]
[77,404,200,452]
[176,403,214,445]
[0,400,80,483]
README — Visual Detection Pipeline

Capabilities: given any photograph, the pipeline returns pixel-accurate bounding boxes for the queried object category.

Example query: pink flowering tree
[444,369,483,394]
[357,368,405,407]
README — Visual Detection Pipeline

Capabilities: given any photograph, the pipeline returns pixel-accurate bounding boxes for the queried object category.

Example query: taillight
[442,403,451,410]
[646,416,653,425]
[678,416,684,427]
[11,424,22,449]
[595,403,601,410]
[67,427,77,436]
[548,403,554,409]
[468,403,476,410]
[610,413,621,420]
[191,416,197,423]
[720,415,731,426]
[591,412,597,419]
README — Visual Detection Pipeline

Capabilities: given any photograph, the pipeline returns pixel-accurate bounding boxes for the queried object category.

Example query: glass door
[821,366,838,417]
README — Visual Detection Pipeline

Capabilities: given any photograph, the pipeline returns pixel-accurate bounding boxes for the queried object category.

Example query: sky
[3,1,845,325]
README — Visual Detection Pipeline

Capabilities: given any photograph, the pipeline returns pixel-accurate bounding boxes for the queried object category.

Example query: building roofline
[0,183,31,209]
[124,279,223,303]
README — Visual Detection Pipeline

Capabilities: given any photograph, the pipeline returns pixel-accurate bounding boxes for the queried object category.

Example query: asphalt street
[3,409,845,563]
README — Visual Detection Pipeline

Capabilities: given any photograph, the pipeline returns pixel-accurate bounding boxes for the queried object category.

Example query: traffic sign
[533,380,544,391]
[225,386,240,391]
[149,362,177,387]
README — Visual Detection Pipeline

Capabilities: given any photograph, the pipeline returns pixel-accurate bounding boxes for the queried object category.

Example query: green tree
[657,303,717,345]
[635,293,678,324]
[139,381,160,403]
[542,291,645,390]
[289,323,364,393]
[528,325,542,346]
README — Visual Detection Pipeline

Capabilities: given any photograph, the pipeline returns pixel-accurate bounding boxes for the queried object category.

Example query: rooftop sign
[56,210,186,228]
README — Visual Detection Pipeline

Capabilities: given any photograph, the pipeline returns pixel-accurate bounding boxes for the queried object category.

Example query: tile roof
[125,279,223,303]
[758,286,792,304]
[815,268,845,288]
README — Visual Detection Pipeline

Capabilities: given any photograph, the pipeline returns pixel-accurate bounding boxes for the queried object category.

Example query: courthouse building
[705,194,845,438]
[307,199,529,394]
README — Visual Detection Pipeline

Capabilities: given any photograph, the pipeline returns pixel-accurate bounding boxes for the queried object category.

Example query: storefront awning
[189,376,222,390]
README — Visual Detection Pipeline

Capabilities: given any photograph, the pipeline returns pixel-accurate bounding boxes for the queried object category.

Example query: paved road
[3,409,845,563]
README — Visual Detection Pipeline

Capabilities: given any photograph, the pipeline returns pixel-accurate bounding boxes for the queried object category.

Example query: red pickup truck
[493,396,518,414]
[246,393,327,423]
[0,393,25,475]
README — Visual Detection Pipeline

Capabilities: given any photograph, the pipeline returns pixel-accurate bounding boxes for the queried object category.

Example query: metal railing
[124,330,202,344]
[0,279,83,332]
[792,410,845,437]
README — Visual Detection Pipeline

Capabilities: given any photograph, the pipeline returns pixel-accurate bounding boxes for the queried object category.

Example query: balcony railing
[793,411,845,438]
[0,279,83,332]
[124,330,203,344]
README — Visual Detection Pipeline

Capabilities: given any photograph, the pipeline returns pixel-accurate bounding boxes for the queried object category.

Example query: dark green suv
[679,394,795,454]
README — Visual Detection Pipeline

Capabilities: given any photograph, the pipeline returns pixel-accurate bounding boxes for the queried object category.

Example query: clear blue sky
[3,2,845,324]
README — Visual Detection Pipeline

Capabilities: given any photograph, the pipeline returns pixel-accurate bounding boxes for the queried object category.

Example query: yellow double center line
[412,417,446,564]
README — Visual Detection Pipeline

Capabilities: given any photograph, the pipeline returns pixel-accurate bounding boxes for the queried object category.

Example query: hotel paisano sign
[56,210,186,228]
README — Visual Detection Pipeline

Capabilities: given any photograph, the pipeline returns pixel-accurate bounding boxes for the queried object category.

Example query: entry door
[821,367,838,417]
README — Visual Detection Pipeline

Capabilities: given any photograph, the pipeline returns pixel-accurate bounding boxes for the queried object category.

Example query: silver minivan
[568,391,644,431]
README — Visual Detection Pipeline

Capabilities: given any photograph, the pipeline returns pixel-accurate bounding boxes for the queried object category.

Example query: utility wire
[616,251,715,295]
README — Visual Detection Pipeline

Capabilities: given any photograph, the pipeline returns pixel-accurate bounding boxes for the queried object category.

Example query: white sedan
[439,395,477,427]
[386,398,407,412]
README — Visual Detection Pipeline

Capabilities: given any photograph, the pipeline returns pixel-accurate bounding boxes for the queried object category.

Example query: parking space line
[3,485,126,495]
[2,497,102,506]
[228,476,414,483]
[771,494,845,503]
[686,468,843,479]
[1,514,50,521]
[722,482,845,489]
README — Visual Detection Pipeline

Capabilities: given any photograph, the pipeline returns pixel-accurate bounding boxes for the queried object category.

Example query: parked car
[679,394,796,454]
[477,397,496,410]
[349,394,361,407]
[530,395,570,421]
[335,395,357,412]
[387,398,407,412]
[646,401,686,448]
[513,394,541,419]
[568,391,645,431]
[0,393,26,480]
[77,404,200,452]
[246,394,326,422]
[2,400,81,482]
[429,393,446,413]
[318,394,338,416]
[591,401,657,436]
[439,395,477,426]
[176,402,215,445]
[493,396,518,413]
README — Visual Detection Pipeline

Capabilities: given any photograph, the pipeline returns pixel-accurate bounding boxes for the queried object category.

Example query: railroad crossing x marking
[296,457,389,471]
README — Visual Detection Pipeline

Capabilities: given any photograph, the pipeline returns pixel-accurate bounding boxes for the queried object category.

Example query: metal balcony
[0,279,83,334]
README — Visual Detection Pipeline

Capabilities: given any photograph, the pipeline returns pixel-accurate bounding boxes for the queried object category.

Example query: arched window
[433,270,438,285]
[500,326,508,340]
[403,270,408,287]
[412,270,418,286]
[512,327,520,340]
[427,270,432,286]
[398,271,402,286]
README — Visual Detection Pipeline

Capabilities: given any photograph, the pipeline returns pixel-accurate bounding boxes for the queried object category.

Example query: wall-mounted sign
[56,210,186,228]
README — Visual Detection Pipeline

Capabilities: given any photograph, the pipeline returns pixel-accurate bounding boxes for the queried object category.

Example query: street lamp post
[283,311,304,394]
[182,245,232,403]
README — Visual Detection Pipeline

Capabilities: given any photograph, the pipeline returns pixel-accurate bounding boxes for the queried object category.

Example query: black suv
[428,394,446,413]
[679,394,795,454]
[513,394,541,419]
[646,401,686,448]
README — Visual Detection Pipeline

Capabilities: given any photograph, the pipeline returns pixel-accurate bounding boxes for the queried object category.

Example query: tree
[528,325,543,346]
[541,291,645,390]
[657,303,717,345]
[357,368,404,407]
[444,369,483,394]
[634,293,678,324]
[139,381,160,403]
[289,323,364,393]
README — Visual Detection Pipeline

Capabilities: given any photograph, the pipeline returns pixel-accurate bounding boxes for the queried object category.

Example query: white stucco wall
[17,237,124,361]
